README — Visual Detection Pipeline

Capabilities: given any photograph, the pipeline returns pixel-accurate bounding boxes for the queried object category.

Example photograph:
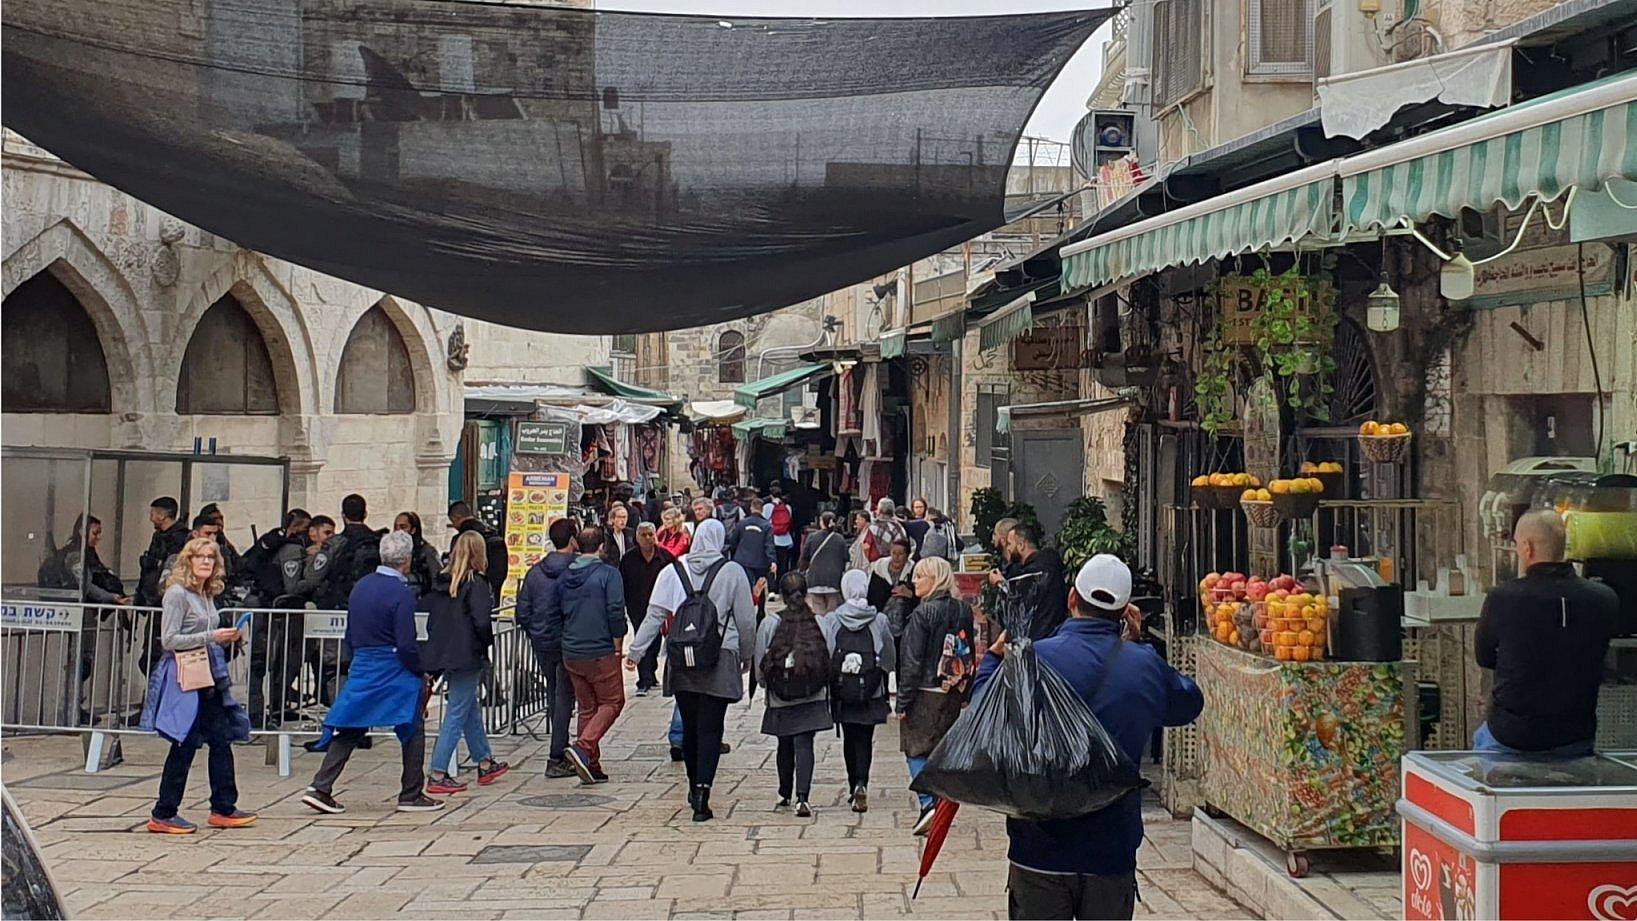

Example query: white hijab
[650,518,727,614]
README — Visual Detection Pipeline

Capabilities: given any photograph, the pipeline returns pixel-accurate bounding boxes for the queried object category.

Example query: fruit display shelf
[1196,640,1410,875]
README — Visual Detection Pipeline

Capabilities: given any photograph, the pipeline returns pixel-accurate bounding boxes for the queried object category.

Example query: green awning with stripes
[976,292,1035,351]
[733,363,831,410]
[930,313,966,343]
[1061,160,1338,291]
[1340,71,1637,232]
[731,418,787,442]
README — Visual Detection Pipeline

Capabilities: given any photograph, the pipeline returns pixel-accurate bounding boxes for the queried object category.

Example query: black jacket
[896,592,974,715]
[455,518,508,600]
[1476,562,1618,751]
[137,521,191,606]
[618,545,675,628]
[1008,548,1069,641]
[601,526,638,567]
[421,574,495,673]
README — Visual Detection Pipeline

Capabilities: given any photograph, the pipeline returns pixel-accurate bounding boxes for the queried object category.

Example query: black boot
[691,784,713,822]
[687,785,700,812]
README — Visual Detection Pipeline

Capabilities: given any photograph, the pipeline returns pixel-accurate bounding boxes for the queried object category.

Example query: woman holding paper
[140,536,256,834]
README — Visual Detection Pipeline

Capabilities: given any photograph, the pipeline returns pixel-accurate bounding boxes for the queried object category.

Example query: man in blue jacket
[515,518,581,780]
[726,498,776,619]
[542,525,628,784]
[974,554,1203,920]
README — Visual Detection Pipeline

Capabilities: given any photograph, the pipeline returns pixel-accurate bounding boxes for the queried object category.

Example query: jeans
[776,731,816,802]
[430,667,492,777]
[906,755,933,811]
[1472,722,1594,758]
[564,653,626,765]
[533,647,576,761]
[1007,865,1137,920]
[675,690,730,787]
[669,704,684,747]
[840,722,876,790]
[310,726,426,803]
[152,689,239,819]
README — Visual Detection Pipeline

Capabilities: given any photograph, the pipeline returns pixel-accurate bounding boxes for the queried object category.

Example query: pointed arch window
[336,304,416,414]
[2,271,112,412]
[176,294,279,414]
[718,329,746,384]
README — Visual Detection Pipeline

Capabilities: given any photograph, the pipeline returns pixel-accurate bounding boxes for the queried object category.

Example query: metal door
[1013,430,1082,536]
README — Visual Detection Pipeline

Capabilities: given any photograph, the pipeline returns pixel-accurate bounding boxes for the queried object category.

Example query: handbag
[175,646,213,692]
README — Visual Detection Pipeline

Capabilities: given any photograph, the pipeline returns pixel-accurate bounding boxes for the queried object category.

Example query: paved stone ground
[4,677,1252,920]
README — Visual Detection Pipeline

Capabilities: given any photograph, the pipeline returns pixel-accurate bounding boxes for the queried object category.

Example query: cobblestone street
[4,676,1251,920]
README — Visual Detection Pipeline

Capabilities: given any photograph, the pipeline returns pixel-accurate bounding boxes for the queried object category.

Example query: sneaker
[146,815,196,835]
[301,789,345,815]
[395,794,445,813]
[795,801,813,818]
[634,686,651,697]
[851,786,868,814]
[774,796,790,810]
[426,775,468,796]
[912,803,938,836]
[564,745,596,784]
[719,742,732,754]
[588,765,609,784]
[208,809,258,829]
[669,746,684,763]
[476,760,510,786]
[544,758,578,779]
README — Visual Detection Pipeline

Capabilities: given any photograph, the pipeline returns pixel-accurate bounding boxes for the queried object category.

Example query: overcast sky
[595,0,1112,158]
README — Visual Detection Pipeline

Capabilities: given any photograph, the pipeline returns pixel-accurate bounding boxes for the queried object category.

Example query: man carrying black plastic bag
[922,554,1203,920]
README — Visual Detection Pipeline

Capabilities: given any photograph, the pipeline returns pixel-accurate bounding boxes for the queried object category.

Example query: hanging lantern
[1366,280,1401,332]
[1440,253,1476,301]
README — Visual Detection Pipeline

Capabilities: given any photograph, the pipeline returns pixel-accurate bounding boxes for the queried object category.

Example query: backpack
[666,559,727,671]
[831,623,885,706]
[769,501,793,537]
[319,527,386,608]
[936,627,975,694]
[760,614,831,701]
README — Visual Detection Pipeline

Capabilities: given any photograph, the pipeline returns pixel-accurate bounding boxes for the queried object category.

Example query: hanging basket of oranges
[1358,420,1411,464]
[1269,478,1324,519]
[1298,461,1346,498]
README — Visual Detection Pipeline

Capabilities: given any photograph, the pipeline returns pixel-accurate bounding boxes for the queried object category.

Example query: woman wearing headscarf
[627,518,755,822]
[821,569,895,813]
[755,572,831,817]
[897,556,975,835]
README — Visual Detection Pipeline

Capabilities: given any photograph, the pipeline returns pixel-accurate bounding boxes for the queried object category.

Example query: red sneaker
[477,760,510,785]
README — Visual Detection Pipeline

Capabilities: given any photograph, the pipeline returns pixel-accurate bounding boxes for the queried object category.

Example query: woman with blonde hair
[896,555,975,835]
[656,506,691,559]
[422,530,507,793]
[140,537,255,834]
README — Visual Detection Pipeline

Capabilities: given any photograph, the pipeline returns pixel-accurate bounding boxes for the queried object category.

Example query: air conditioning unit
[1315,0,1391,80]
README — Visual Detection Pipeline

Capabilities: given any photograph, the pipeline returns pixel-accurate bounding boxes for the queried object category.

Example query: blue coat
[973,617,1203,876]
[542,555,628,661]
[516,552,575,659]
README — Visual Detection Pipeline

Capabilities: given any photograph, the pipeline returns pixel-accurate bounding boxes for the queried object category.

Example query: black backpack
[760,615,831,701]
[318,527,386,609]
[831,623,885,706]
[667,560,727,672]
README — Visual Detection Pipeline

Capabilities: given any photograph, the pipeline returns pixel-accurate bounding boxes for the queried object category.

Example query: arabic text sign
[1467,242,1616,309]
[1,602,81,632]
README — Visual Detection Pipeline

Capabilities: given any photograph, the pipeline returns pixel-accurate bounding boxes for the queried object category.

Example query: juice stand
[1399,751,1637,920]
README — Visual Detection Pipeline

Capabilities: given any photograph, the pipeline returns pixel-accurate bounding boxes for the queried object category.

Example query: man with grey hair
[868,498,907,560]
[620,522,675,695]
[302,530,443,814]
[1473,509,1617,756]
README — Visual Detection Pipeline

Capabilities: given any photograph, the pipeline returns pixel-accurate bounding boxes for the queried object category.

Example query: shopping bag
[910,637,1141,821]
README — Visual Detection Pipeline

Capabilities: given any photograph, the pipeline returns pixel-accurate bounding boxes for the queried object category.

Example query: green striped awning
[731,418,787,442]
[879,329,907,360]
[976,292,1035,351]
[733,363,831,410]
[930,313,966,343]
[1061,160,1339,291]
[1341,71,1637,232]
[585,365,683,411]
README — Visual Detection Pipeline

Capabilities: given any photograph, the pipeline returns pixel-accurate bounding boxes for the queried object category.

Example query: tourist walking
[422,531,509,794]
[848,510,873,570]
[799,512,849,615]
[822,569,895,813]
[897,556,975,835]
[629,519,756,822]
[301,531,442,814]
[868,539,918,641]
[755,573,832,817]
[727,498,776,619]
[544,525,629,784]
[140,537,256,833]
[602,502,636,565]
[619,523,675,695]
[514,519,581,780]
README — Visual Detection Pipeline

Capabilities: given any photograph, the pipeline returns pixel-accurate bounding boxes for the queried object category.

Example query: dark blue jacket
[973,617,1202,876]
[516,552,575,659]
[543,555,628,661]
[726,513,776,571]
[346,568,423,676]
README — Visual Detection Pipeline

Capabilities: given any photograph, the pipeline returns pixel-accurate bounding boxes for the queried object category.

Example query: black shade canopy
[2,0,1107,333]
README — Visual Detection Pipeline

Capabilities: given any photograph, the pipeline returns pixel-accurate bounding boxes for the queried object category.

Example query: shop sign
[1012,323,1087,371]
[515,420,571,456]
[0,602,79,632]
[1217,275,1317,345]
[1465,241,1617,310]
[501,472,571,606]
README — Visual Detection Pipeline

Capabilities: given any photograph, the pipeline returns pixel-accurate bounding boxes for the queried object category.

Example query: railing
[0,598,550,777]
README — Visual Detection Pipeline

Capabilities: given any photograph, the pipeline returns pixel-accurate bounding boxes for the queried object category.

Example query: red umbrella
[912,799,961,899]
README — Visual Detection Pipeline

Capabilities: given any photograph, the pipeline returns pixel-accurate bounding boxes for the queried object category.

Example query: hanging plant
[1248,267,1340,421]
[1194,284,1238,436]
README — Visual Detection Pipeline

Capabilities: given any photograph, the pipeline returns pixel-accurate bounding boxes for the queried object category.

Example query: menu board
[501,471,571,608]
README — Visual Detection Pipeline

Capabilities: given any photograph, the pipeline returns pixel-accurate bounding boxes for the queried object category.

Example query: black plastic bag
[910,638,1142,821]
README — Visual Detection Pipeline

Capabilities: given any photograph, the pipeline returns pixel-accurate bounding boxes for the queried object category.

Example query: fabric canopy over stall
[585,366,682,412]
[732,418,787,442]
[0,1,1109,334]
[1339,70,1637,232]
[733,363,832,410]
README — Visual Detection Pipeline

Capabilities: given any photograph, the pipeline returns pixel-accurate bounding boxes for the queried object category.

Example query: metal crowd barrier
[0,597,549,777]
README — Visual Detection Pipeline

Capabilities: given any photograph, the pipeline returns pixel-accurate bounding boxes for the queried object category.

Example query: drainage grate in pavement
[11,771,156,791]
[472,844,592,864]
[516,793,613,809]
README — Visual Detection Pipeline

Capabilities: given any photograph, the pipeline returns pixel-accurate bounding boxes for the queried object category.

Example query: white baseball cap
[1074,554,1132,612]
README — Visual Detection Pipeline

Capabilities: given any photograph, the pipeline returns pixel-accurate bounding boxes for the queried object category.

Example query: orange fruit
[1256,488,1272,501]
[1308,644,1326,661]
[1298,629,1315,645]
[1271,480,1291,495]
[1242,489,1259,501]
[1306,617,1326,633]
[1360,421,1380,436]
[1192,475,1209,487]
[1229,630,1241,646]
[1275,646,1292,661]
[1388,422,1409,435]
[1293,646,1311,662]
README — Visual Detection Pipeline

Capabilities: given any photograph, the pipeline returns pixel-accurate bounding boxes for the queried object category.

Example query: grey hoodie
[630,527,755,702]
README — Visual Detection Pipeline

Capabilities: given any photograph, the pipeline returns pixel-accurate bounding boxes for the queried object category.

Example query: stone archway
[170,252,318,418]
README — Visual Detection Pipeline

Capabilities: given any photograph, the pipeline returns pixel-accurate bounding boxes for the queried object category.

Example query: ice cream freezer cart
[1398,751,1637,920]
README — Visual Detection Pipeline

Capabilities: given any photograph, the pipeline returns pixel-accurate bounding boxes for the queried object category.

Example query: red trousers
[564,653,625,765]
